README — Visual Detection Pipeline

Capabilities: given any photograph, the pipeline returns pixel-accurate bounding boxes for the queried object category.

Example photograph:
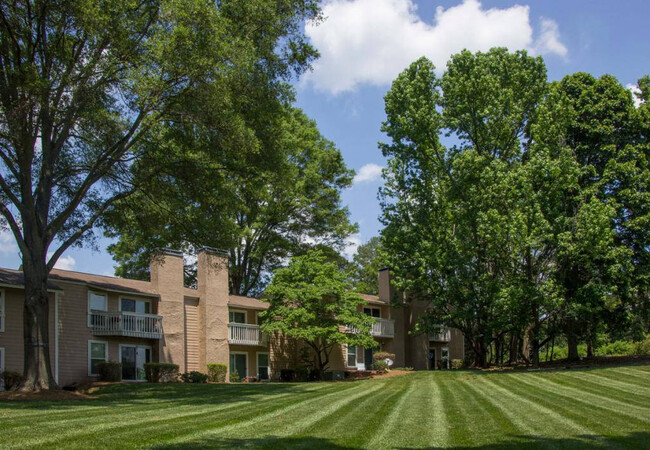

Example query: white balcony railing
[228,323,268,346]
[89,311,163,339]
[346,318,395,338]
[429,326,451,342]
[371,318,395,337]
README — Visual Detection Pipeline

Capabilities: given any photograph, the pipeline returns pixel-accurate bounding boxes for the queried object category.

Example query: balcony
[429,326,451,342]
[89,311,163,339]
[228,323,268,346]
[347,318,395,338]
[371,318,395,338]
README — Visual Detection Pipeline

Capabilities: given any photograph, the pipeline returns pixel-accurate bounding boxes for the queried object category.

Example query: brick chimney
[196,247,230,371]
[150,249,185,369]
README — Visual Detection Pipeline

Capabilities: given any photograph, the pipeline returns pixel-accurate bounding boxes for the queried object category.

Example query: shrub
[181,371,208,383]
[280,369,295,382]
[372,352,396,361]
[451,359,464,369]
[207,363,227,382]
[632,336,650,355]
[295,366,310,382]
[230,370,241,382]
[96,361,122,382]
[144,363,179,383]
[2,371,24,390]
[372,359,389,373]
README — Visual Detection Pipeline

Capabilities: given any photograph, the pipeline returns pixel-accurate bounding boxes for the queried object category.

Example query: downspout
[54,291,59,384]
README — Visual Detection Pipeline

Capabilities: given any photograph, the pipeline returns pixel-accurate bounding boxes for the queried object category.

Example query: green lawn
[1,365,649,449]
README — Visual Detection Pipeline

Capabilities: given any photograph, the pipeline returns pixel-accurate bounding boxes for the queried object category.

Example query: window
[229,311,246,324]
[0,289,4,332]
[120,298,150,314]
[88,341,108,376]
[257,353,269,381]
[230,353,247,379]
[88,292,108,327]
[363,307,380,318]
[346,344,357,368]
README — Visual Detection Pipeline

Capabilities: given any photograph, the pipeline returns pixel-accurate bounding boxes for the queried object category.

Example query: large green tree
[350,236,385,295]
[0,0,320,390]
[104,107,356,295]
[260,250,377,375]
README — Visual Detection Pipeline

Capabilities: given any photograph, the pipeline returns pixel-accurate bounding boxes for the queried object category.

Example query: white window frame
[441,347,450,369]
[87,291,108,327]
[229,309,247,324]
[229,351,249,379]
[363,306,381,318]
[0,347,4,390]
[256,351,270,381]
[0,288,5,332]
[346,344,358,368]
[119,344,152,382]
[118,296,151,314]
[88,340,108,376]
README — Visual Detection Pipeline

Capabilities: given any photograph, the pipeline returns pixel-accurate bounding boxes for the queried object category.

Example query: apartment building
[0,248,463,385]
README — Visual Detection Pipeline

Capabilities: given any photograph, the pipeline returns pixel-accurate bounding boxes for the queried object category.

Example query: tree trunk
[566,321,579,361]
[20,260,57,391]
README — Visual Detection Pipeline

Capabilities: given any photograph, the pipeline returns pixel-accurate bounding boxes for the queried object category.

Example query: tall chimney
[196,247,229,371]
[150,249,185,370]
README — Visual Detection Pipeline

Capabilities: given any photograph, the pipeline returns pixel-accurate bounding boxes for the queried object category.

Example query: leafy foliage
[380,48,649,367]
[104,108,356,295]
[260,250,377,374]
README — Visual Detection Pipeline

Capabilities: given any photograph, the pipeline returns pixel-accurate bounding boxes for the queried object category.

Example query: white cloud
[627,83,642,108]
[343,233,362,259]
[0,229,18,255]
[353,163,384,184]
[533,17,568,58]
[304,0,568,94]
[47,252,76,271]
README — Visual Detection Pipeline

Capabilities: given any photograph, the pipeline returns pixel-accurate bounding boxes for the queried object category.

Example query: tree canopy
[260,250,377,375]
[104,106,356,296]
[0,0,321,390]
[380,48,649,367]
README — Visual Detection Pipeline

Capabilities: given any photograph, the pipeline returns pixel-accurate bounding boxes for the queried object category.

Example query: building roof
[358,293,387,305]
[0,268,63,291]
[0,267,159,297]
[228,295,269,310]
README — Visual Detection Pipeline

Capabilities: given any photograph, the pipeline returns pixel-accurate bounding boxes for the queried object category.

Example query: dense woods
[379,49,649,367]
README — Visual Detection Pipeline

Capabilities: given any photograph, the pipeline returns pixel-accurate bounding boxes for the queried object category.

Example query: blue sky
[1,0,649,274]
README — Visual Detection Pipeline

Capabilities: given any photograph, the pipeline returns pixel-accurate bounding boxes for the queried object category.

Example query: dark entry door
[428,348,436,370]
[364,347,374,370]
[121,346,136,380]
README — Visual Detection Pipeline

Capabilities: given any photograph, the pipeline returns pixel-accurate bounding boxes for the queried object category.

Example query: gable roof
[0,268,63,291]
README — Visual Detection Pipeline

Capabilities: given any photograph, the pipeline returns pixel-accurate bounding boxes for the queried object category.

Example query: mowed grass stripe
[589,367,650,388]
[460,374,536,437]
[365,375,419,448]
[156,380,373,446]
[229,381,386,438]
[501,373,648,444]
[453,374,523,444]
[14,383,347,449]
[559,371,650,402]
[294,375,404,441]
[480,373,593,436]
[325,377,416,448]
[527,372,650,419]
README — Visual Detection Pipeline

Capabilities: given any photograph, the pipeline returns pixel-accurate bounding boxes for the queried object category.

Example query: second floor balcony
[89,311,163,339]
[347,318,395,338]
[429,326,451,342]
[228,323,268,346]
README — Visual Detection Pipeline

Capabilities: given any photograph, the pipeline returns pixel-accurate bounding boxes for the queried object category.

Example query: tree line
[379,49,649,367]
